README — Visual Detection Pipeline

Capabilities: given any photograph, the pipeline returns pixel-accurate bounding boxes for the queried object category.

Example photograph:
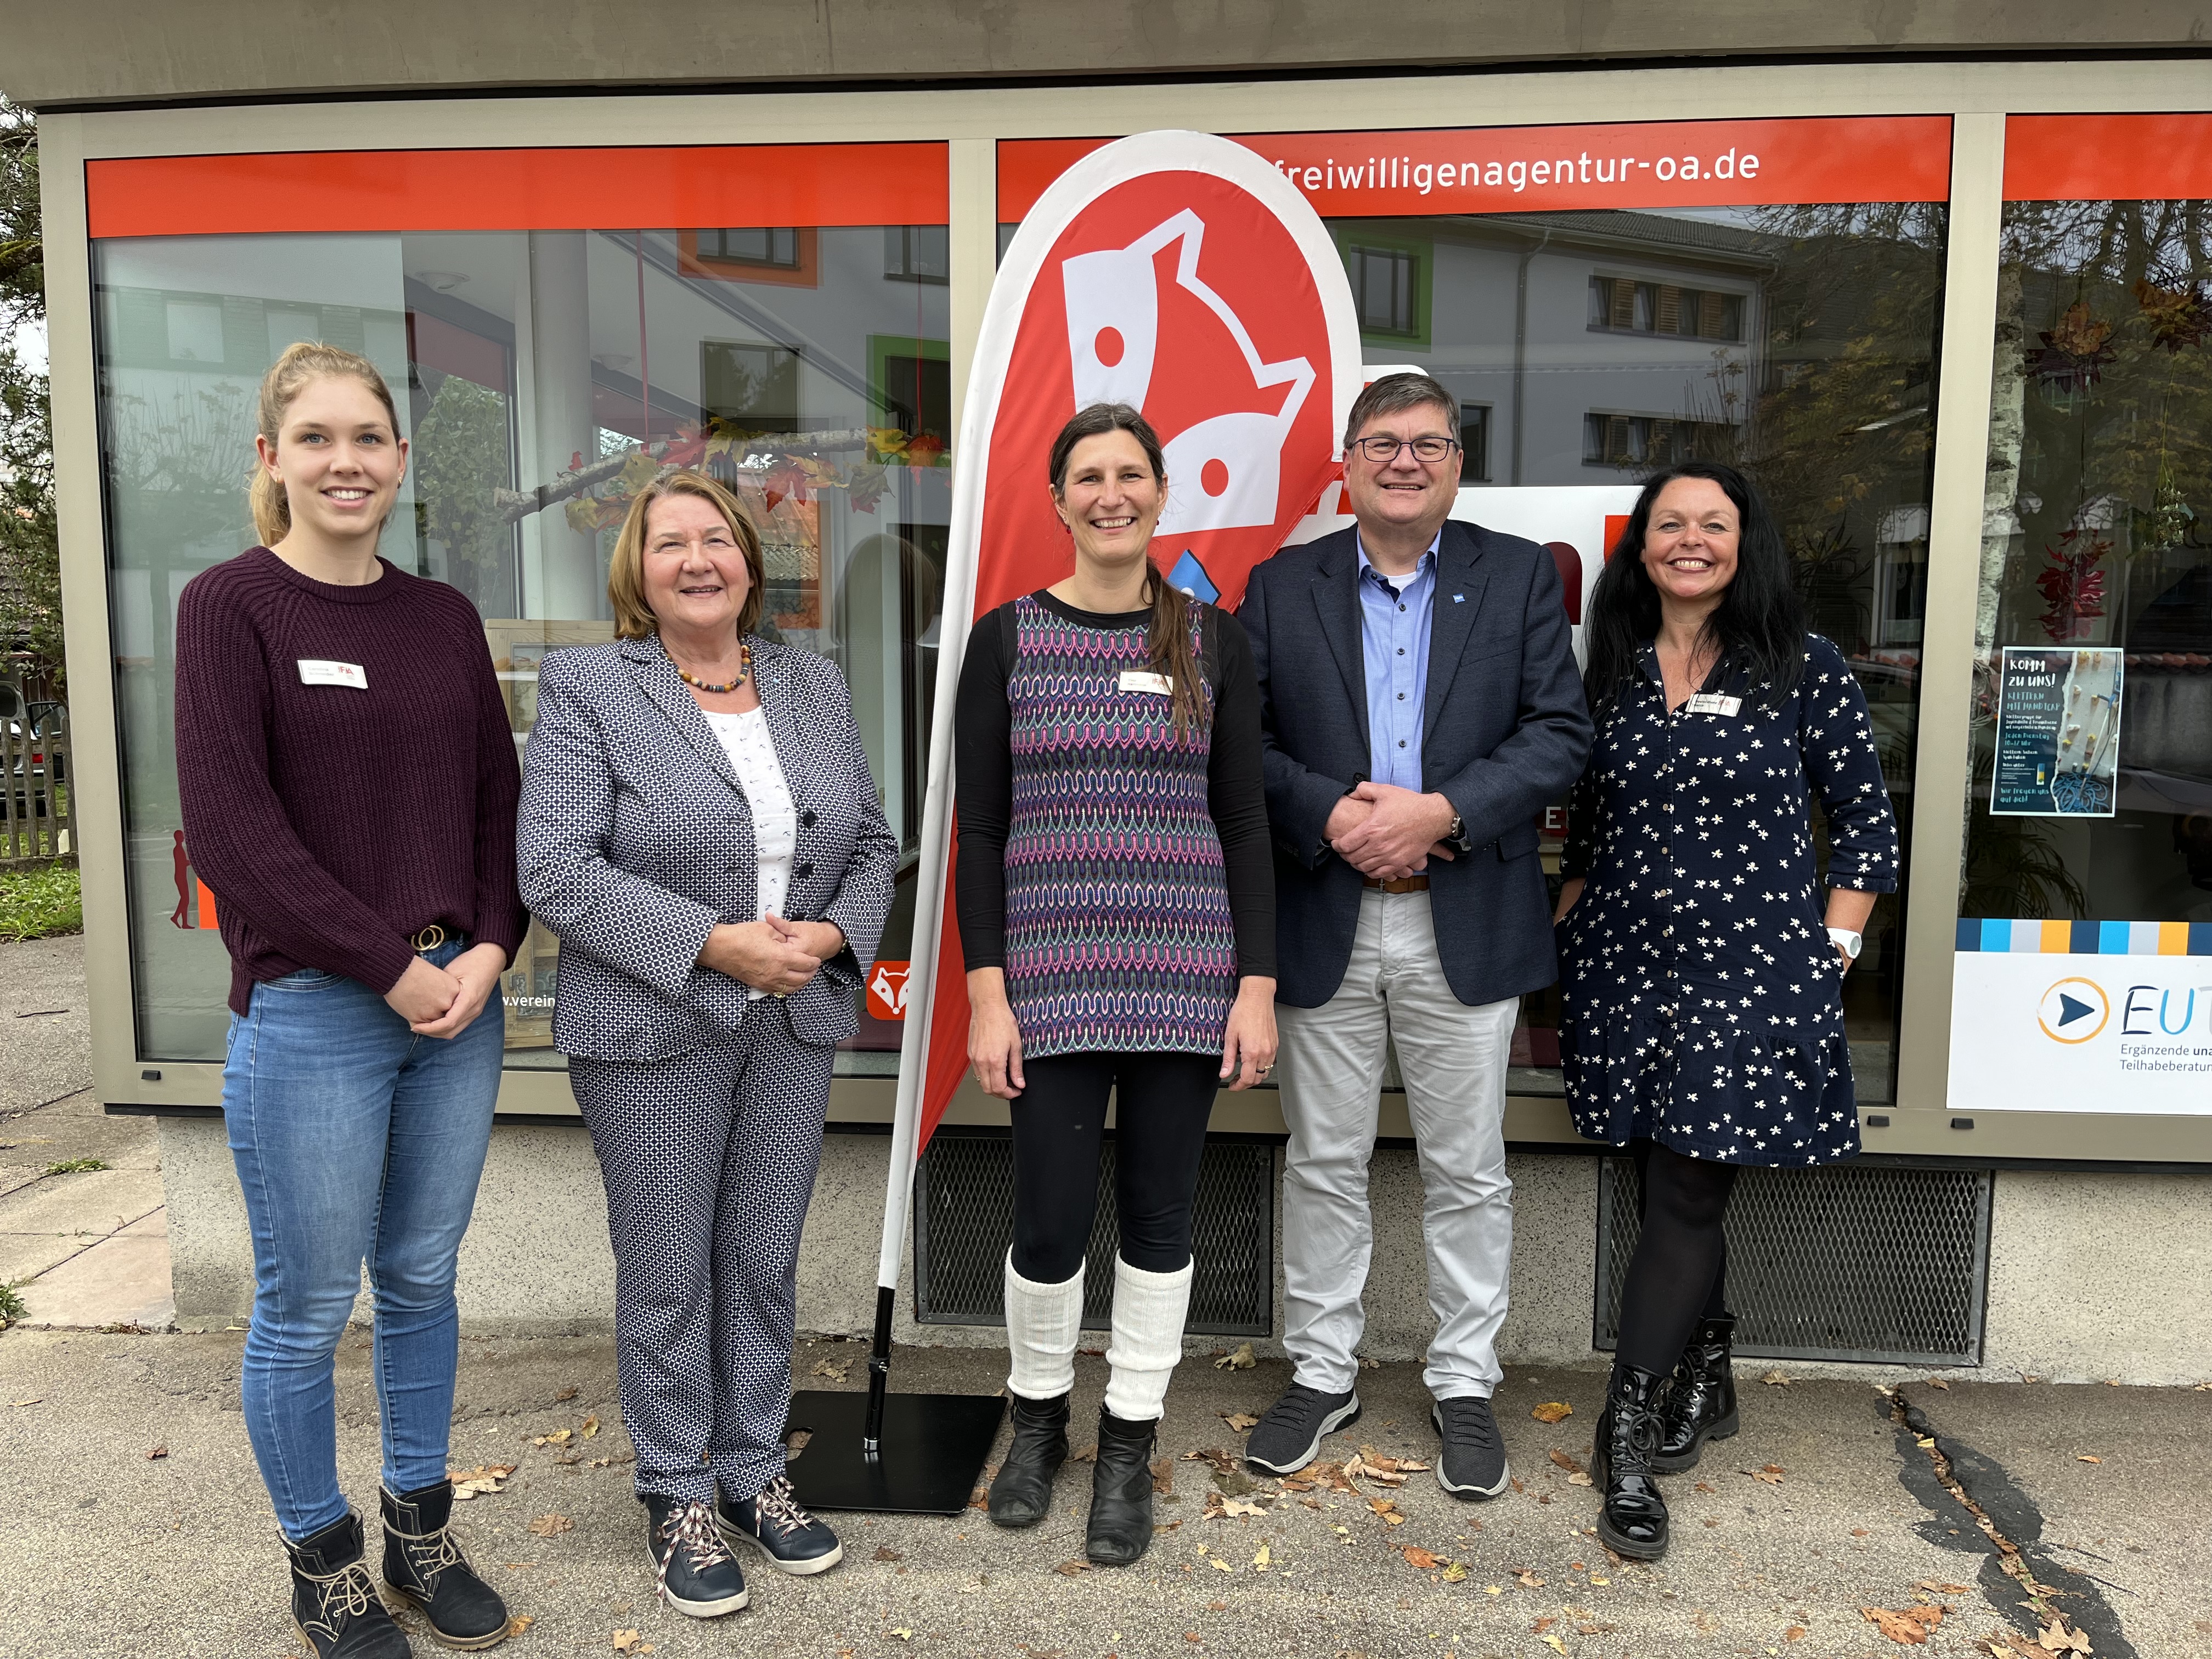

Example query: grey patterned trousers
[569,999,833,1506]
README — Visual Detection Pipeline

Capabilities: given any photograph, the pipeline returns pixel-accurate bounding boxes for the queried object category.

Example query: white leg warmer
[1102,1254,1195,1423]
[1003,1249,1084,1401]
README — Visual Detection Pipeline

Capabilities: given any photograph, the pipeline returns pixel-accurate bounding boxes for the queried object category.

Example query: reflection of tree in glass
[1978,198,2212,670]
[414,375,511,607]
[104,381,257,550]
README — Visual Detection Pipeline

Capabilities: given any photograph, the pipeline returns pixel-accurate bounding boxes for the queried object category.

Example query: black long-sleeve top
[955,589,1276,981]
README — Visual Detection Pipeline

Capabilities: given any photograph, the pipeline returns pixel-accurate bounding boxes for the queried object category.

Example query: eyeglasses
[1348,435,1462,465]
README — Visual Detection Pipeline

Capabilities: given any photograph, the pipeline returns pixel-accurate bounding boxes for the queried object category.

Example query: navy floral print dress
[1558,636,1900,1166]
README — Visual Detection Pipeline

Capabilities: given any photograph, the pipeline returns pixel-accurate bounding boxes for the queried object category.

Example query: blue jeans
[223,941,504,1540]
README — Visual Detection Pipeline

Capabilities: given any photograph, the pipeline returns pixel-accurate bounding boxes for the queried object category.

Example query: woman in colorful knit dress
[1555,461,1899,1561]
[957,402,1277,1568]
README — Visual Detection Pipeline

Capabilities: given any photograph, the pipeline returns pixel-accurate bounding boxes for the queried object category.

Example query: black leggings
[1008,1051,1219,1283]
[1616,1139,1739,1376]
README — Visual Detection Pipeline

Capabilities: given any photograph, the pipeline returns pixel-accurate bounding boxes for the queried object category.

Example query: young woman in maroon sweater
[174,342,526,1658]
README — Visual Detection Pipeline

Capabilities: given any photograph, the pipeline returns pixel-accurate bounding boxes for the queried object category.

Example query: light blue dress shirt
[1356,531,1440,791]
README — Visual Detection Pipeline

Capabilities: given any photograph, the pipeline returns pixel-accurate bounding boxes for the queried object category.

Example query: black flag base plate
[782,1390,1006,1515]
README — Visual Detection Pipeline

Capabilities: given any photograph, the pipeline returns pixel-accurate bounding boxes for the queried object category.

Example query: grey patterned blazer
[517,631,898,1063]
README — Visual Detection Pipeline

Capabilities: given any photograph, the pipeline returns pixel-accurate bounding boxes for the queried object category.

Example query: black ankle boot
[1652,1315,1739,1474]
[1085,1409,1158,1566]
[285,1512,411,1659]
[382,1479,511,1649]
[989,1391,1070,1528]
[1592,1364,1670,1561]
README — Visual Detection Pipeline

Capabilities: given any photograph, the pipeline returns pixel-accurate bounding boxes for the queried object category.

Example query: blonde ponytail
[249,341,401,548]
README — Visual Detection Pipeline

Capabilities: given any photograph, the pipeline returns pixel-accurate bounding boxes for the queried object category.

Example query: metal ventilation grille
[1594,1158,1991,1365]
[913,1128,1274,1335]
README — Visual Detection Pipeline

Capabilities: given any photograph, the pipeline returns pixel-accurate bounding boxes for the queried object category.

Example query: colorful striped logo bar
[1955,919,2212,956]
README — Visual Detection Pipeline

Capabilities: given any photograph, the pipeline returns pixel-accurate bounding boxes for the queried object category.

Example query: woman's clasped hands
[699,913,842,996]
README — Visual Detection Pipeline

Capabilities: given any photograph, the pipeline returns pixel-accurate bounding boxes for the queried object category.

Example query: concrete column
[517,231,602,620]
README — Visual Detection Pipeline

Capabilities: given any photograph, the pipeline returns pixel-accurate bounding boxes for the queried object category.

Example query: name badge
[1119,670,1173,696]
[298,659,369,691]
[1685,692,1742,716]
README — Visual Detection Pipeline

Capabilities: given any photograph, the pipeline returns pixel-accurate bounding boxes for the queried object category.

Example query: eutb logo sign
[960,129,1363,617]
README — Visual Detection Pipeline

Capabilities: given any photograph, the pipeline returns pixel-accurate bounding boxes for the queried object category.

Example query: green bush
[0,861,81,942]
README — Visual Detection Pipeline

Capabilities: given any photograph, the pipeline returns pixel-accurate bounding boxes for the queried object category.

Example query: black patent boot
[988,1391,1070,1529]
[382,1479,511,1649]
[285,1512,411,1659]
[1652,1315,1739,1474]
[1084,1408,1157,1567]
[1591,1364,1670,1561]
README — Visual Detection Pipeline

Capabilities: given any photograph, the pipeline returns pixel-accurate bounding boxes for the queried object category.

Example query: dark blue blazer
[1240,518,1593,1009]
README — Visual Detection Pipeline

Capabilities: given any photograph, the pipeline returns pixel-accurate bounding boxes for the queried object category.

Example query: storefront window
[93,146,950,1070]
[1001,120,1951,1103]
[1949,118,2212,1104]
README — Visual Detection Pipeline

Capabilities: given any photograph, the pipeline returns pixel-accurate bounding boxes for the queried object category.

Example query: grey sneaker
[1244,1383,1361,1475]
[1432,1395,1510,1499]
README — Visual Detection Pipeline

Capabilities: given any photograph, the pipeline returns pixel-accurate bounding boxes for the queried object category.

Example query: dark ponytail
[1048,403,1208,741]
[1582,460,1806,720]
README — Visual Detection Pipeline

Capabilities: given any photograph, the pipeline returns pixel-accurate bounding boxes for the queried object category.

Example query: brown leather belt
[1361,875,1430,894]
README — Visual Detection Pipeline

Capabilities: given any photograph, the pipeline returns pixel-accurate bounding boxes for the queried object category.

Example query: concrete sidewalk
[3,1328,2205,1659]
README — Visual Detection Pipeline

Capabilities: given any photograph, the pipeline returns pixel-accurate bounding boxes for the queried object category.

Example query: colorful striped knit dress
[956,589,1274,1059]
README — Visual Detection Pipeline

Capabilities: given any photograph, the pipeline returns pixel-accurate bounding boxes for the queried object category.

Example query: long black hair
[1581,460,1805,718]
[1047,402,1207,740]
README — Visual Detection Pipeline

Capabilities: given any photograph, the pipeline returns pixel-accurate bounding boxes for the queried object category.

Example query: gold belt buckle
[408,924,447,953]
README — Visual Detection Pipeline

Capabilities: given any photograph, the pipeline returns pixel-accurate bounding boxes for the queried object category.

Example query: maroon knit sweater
[174,547,529,1015]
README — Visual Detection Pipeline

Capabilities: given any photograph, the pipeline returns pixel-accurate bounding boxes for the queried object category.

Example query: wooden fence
[0,707,74,865]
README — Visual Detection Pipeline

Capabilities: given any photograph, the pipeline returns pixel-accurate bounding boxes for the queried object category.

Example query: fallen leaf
[146,1446,169,1460]
[581,1415,600,1438]
[1695,1482,1716,1493]
[1532,1401,1574,1424]
[811,1358,850,1381]
[1590,1575,1610,1585]
[889,1631,914,1643]
[1863,1604,1944,1645]
[1568,1471,1593,1486]
[1252,1544,1270,1567]
[1183,1635,1203,1646]
[610,1633,654,1655]
[1541,1635,1570,1656]
[1151,1457,1175,1496]
[1212,1343,1256,1370]
[1219,1496,1266,1518]
[2034,1618,2094,1655]
[1052,1560,1087,1576]
[531,1429,573,1447]
[2075,1455,2102,1464]
[527,1513,573,1537]
[1915,1582,1972,1594]
[874,1545,904,1561]
[1071,1443,1098,1463]
[1532,1616,1557,1633]
[555,1386,579,1402]
[1549,1449,1586,1476]
[1762,1369,1793,1387]
[1926,1378,1950,1390]
[1221,1412,1259,1432]
[1209,1556,1234,1572]
[1785,1627,1806,1641]
[449,1464,516,1499]
[506,1614,534,1635]
[1852,1528,1870,1537]
[1400,1546,1441,1570]
[9,1398,43,1407]
[1750,1464,1785,1483]
[1514,1568,1545,1588]
[1441,1561,1469,1583]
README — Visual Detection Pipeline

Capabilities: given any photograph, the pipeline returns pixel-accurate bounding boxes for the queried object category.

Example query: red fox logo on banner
[892,131,1363,1162]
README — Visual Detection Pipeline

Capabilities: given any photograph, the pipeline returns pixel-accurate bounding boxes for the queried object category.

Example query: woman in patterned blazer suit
[518,469,896,1620]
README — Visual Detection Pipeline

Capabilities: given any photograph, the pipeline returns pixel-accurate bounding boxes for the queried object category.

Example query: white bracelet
[1827,927,1863,960]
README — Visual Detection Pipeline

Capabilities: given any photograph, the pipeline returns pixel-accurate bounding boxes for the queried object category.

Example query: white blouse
[702,708,798,1000]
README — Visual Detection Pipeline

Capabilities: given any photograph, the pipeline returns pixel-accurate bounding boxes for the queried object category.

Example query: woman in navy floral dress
[1555,461,1898,1562]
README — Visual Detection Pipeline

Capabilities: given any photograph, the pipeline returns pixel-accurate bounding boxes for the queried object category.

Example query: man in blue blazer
[1237,373,1592,1497]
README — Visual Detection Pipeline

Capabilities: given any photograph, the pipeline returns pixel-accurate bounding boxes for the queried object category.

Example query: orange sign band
[998,117,1952,221]
[86,143,950,238]
[2004,114,2212,202]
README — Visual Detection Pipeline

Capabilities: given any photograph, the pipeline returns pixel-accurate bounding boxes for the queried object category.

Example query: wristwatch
[1827,927,1863,961]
